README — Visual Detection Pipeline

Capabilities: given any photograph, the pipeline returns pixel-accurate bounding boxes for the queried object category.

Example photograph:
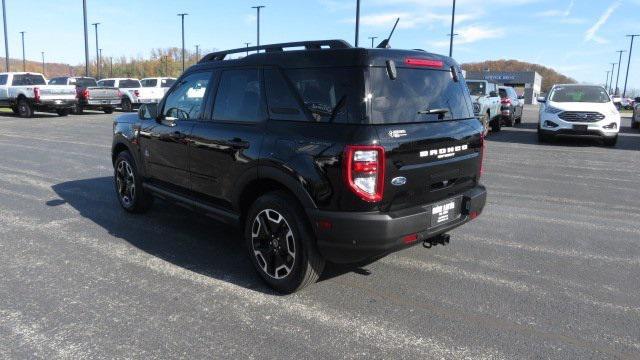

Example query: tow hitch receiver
[423,234,450,249]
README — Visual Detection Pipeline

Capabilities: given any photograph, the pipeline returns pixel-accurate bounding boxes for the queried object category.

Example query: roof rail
[198,40,352,63]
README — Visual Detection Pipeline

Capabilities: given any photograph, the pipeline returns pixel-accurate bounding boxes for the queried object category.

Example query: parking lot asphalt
[0,106,639,359]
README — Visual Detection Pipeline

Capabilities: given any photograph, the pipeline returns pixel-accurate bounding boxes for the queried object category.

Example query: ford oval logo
[391,177,407,186]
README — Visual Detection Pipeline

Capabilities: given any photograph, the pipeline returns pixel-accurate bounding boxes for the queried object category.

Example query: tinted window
[74,78,97,87]
[49,77,67,85]
[142,79,157,87]
[213,69,264,122]
[99,80,115,87]
[499,88,508,98]
[0,74,7,85]
[370,67,473,124]
[163,71,212,120]
[549,86,610,103]
[264,69,305,121]
[119,79,141,88]
[161,78,175,87]
[285,68,364,123]
[12,74,46,86]
[467,81,486,96]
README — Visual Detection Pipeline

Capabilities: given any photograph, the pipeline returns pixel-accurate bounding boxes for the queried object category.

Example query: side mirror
[489,91,498,97]
[537,96,546,103]
[138,103,158,120]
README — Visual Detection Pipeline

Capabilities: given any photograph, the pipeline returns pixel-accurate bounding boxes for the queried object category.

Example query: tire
[245,191,325,293]
[17,98,33,118]
[56,108,70,117]
[121,97,133,112]
[114,151,153,213]
[10,106,18,114]
[505,115,514,127]
[603,136,618,147]
[74,104,84,115]
[103,107,114,114]
[490,113,501,132]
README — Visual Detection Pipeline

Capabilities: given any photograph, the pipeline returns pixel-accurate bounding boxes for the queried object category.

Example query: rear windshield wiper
[417,108,449,115]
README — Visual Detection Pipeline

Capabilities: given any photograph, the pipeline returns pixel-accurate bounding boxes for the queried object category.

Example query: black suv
[112,40,487,293]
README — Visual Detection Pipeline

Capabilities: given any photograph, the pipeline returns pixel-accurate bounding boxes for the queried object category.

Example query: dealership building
[466,71,543,105]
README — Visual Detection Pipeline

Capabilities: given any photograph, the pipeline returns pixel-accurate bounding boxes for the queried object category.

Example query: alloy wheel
[115,160,136,207]
[251,209,296,279]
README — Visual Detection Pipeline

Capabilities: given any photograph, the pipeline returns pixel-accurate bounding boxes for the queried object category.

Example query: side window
[264,69,306,121]
[212,69,264,122]
[162,71,212,120]
[0,74,8,85]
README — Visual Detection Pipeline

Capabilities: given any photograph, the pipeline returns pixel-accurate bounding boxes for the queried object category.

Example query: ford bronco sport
[112,40,487,293]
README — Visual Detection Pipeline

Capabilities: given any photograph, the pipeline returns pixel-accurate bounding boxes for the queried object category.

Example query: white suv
[537,84,620,146]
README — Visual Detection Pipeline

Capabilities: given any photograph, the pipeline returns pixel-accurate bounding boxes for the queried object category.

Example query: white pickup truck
[141,77,176,98]
[466,80,503,132]
[0,72,77,117]
[97,78,161,112]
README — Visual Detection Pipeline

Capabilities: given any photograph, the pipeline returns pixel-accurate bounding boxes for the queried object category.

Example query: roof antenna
[376,18,400,49]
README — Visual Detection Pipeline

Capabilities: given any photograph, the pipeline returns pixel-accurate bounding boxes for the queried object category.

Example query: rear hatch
[86,87,119,100]
[367,59,482,211]
[39,86,77,100]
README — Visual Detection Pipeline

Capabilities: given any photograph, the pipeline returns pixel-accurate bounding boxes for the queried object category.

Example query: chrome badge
[391,177,407,186]
[388,129,407,138]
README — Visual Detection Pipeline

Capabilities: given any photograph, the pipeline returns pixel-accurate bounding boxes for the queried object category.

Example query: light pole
[110,56,113,77]
[244,42,250,56]
[2,0,8,72]
[98,48,102,79]
[449,0,456,57]
[251,6,265,52]
[195,44,199,62]
[605,70,611,92]
[609,62,616,94]
[614,50,626,95]
[41,51,44,74]
[92,22,100,78]
[19,31,24,71]
[177,13,188,72]
[623,34,639,98]
[355,0,360,47]
[83,0,89,76]
[368,36,377,48]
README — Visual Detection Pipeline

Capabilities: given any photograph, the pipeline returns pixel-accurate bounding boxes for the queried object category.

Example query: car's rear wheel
[114,151,153,213]
[56,108,70,117]
[121,97,133,112]
[103,107,114,114]
[245,191,325,293]
[17,98,33,118]
[10,106,18,114]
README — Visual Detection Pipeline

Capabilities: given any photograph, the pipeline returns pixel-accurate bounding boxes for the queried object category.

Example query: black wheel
[103,107,114,114]
[74,104,84,115]
[17,98,33,118]
[245,191,325,293]
[505,115,514,127]
[56,108,70,117]
[114,151,153,213]
[121,97,133,112]
[603,136,618,147]
[10,106,18,114]
[515,112,522,125]
[490,113,501,132]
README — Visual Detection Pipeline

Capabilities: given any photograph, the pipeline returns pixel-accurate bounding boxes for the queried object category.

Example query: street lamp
[41,51,44,74]
[82,0,89,76]
[251,6,265,52]
[614,50,626,95]
[177,13,188,72]
[355,0,360,47]
[244,42,250,56]
[2,0,8,72]
[92,22,100,78]
[623,34,639,98]
[368,36,377,48]
[449,0,456,57]
[98,48,102,79]
[195,44,199,62]
[19,31,24,71]
[609,62,616,94]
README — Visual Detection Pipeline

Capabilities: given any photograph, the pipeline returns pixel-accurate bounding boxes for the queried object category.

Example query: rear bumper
[81,99,121,108]
[34,99,76,110]
[307,185,487,263]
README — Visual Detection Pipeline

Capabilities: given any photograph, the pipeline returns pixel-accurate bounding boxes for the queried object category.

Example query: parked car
[0,72,76,117]
[498,86,523,126]
[140,77,176,98]
[466,79,502,132]
[112,40,487,293]
[97,78,158,112]
[48,76,120,114]
[631,97,640,129]
[537,84,620,146]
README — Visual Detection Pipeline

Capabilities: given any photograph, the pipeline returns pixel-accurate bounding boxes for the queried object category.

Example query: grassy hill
[462,59,577,93]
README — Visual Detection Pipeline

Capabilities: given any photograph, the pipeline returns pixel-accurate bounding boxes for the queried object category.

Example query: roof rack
[198,40,352,63]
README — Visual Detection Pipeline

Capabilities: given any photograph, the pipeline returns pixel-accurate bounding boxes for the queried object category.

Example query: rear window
[161,78,175,87]
[369,67,473,124]
[12,74,46,86]
[73,78,97,87]
[119,79,140,88]
[98,80,115,87]
[499,88,508,98]
[49,77,67,85]
[142,79,157,87]
[466,81,486,96]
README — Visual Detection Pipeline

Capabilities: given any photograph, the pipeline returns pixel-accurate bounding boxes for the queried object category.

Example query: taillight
[405,58,444,68]
[478,132,485,179]
[117,90,122,98]
[501,98,511,105]
[133,90,140,98]
[344,145,385,202]
[83,89,90,99]
[34,87,41,103]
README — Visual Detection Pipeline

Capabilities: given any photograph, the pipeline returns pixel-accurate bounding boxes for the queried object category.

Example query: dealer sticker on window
[429,196,462,228]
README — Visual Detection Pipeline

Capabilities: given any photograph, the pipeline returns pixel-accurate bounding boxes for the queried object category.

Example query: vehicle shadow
[0,111,59,119]
[48,177,370,294]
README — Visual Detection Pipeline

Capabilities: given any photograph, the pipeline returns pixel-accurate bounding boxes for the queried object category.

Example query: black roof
[191,39,458,71]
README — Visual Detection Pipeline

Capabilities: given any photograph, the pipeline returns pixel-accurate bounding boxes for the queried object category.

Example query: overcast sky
[4,0,640,88]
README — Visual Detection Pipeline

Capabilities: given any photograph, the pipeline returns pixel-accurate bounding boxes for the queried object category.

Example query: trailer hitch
[423,234,450,249]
